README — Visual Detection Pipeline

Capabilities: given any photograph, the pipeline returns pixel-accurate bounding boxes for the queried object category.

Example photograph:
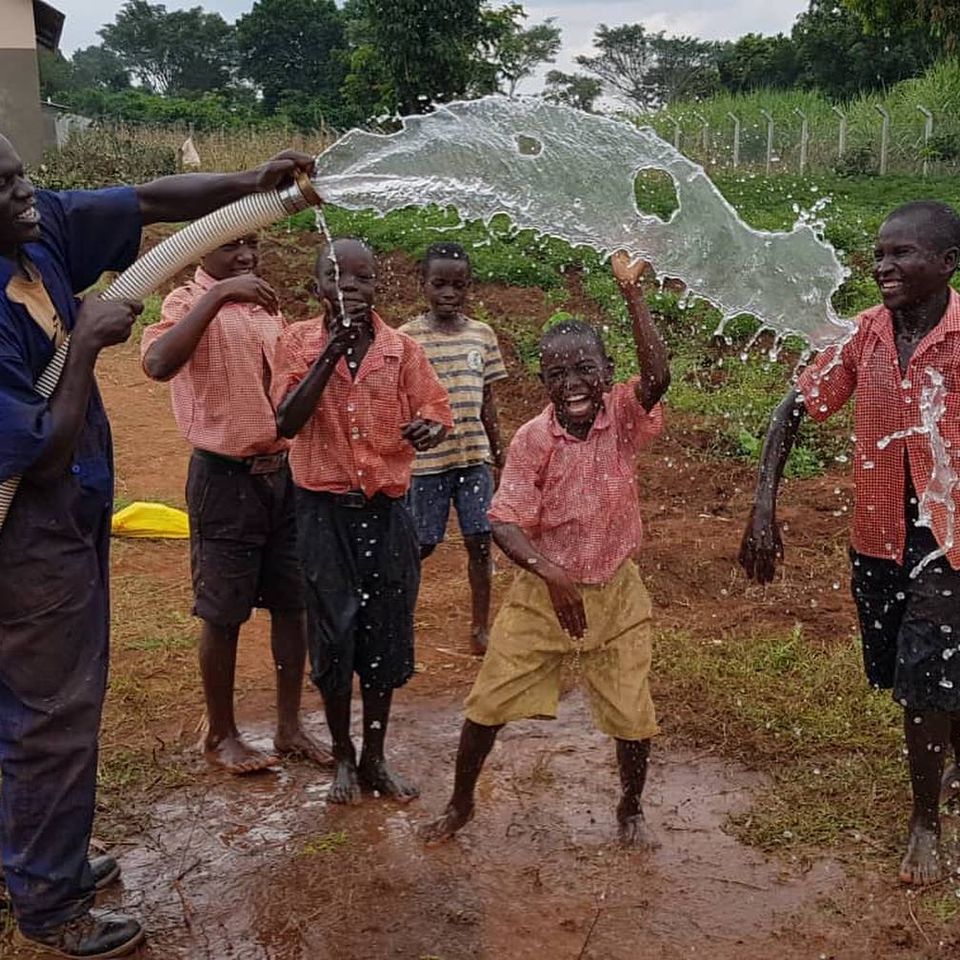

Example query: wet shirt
[399,313,507,474]
[271,312,453,498]
[796,289,960,570]
[490,380,664,584]
[0,187,141,491]
[142,267,288,458]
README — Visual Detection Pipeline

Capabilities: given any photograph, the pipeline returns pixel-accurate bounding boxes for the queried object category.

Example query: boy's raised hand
[216,275,279,315]
[611,251,650,287]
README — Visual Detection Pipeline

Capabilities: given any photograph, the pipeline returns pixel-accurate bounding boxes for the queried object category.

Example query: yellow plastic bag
[112,501,190,539]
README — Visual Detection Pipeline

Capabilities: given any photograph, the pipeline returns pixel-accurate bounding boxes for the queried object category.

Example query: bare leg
[324,689,361,804]
[940,712,960,803]
[200,621,279,774]
[901,709,949,885]
[420,720,502,843]
[615,738,659,849]
[464,534,492,656]
[271,610,333,766]
[357,687,419,801]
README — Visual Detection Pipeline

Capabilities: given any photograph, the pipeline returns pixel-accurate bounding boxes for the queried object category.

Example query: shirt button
[71,464,80,474]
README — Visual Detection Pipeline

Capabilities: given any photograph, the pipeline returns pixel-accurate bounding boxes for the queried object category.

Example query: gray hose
[0,175,321,529]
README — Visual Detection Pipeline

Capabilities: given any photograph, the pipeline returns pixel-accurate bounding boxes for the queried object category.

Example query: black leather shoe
[90,855,121,891]
[15,910,145,958]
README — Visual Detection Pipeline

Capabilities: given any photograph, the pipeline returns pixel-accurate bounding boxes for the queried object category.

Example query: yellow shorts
[464,561,658,740]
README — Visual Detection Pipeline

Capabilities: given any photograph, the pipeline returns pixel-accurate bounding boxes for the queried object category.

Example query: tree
[71,45,131,91]
[99,0,237,95]
[844,0,960,52]
[542,70,602,112]
[792,0,936,99]
[717,33,798,93]
[486,8,562,97]
[576,24,659,110]
[645,36,721,104]
[362,0,489,114]
[37,50,75,99]
[237,0,347,112]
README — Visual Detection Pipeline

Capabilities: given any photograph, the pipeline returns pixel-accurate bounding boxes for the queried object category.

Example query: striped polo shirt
[400,313,508,475]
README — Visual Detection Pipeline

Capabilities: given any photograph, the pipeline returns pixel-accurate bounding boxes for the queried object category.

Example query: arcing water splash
[312,96,854,350]
[877,368,958,577]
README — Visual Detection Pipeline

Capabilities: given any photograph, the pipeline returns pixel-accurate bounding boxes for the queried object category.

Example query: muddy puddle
[73,691,877,959]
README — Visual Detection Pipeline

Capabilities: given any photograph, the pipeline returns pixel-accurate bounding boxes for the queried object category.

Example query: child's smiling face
[201,234,259,281]
[316,239,376,327]
[423,257,470,322]
[539,332,613,436]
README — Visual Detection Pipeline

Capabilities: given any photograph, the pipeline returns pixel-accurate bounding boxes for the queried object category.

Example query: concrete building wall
[0,0,48,163]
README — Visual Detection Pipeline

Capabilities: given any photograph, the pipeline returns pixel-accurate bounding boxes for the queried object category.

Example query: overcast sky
[55,0,809,90]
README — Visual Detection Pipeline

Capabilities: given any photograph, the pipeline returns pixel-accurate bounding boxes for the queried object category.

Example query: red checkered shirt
[142,268,287,457]
[271,312,453,497]
[490,381,664,584]
[797,289,960,569]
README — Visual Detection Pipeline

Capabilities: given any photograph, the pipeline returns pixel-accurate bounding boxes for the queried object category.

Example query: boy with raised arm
[740,201,960,886]
[421,253,670,846]
[273,238,452,804]
[401,242,508,655]
[142,233,330,775]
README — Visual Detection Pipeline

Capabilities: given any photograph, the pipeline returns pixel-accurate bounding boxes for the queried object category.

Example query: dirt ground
[6,233,957,959]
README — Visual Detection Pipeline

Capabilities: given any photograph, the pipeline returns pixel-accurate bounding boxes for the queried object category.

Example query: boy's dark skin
[143,235,330,774]
[420,253,670,847]
[419,256,504,655]
[277,239,446,805]
[739,210,960,886]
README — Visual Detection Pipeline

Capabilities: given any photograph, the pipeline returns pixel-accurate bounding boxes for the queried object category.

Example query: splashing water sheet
[311,96,956,570]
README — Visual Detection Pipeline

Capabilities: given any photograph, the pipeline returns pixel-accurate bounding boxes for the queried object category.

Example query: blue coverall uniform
[0,187,141,935]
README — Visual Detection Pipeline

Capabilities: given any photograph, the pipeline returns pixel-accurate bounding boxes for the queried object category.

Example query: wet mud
[90,692,849,960]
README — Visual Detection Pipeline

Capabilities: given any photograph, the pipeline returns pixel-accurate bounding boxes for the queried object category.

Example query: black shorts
[295,488,420,697]
[186,452,305,626]
[851,524,960,712]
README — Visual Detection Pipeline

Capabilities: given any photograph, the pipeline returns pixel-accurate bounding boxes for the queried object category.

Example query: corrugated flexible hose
[0,174,321,529]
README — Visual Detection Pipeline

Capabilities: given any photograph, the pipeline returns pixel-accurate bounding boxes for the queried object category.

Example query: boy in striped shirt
[401,243,508,655]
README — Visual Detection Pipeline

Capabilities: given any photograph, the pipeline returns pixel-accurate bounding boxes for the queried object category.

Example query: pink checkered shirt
[490,380,664,584]
[142,268,288,458]
[797,289,960,569]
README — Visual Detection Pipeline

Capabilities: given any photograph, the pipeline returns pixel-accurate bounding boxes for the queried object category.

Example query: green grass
[654,625,907,854]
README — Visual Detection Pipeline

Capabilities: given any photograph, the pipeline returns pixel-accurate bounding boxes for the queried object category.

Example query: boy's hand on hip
[73,297,143,353]
[402,419,446,451]
[543,567,587,639]
[216,275,279,314]
[738,502,784,584]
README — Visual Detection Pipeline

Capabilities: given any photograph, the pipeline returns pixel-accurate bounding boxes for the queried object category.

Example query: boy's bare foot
[940,762,960,804]
[358,757,420,801]
[617,813,660,850]
[899,820,944,885]
[469,627,489,657]
[419,802,474,844]
[274,728,335,767]
[328,759,362,804]
[204,734,279,775]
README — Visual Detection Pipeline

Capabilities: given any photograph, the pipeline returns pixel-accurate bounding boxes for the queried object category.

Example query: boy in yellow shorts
[421,254,670,847]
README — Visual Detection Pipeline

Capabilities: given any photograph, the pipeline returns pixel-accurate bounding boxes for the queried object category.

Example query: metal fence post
[918,104,934,177]
[832,106,847,160]
[760,109,774,175]
[795,108,809,175]
[728,112,740,169]
[670,117,682,151]
[875,104,890,175]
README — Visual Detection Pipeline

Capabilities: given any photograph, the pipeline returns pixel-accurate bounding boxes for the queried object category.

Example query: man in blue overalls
[0,131,314,958]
